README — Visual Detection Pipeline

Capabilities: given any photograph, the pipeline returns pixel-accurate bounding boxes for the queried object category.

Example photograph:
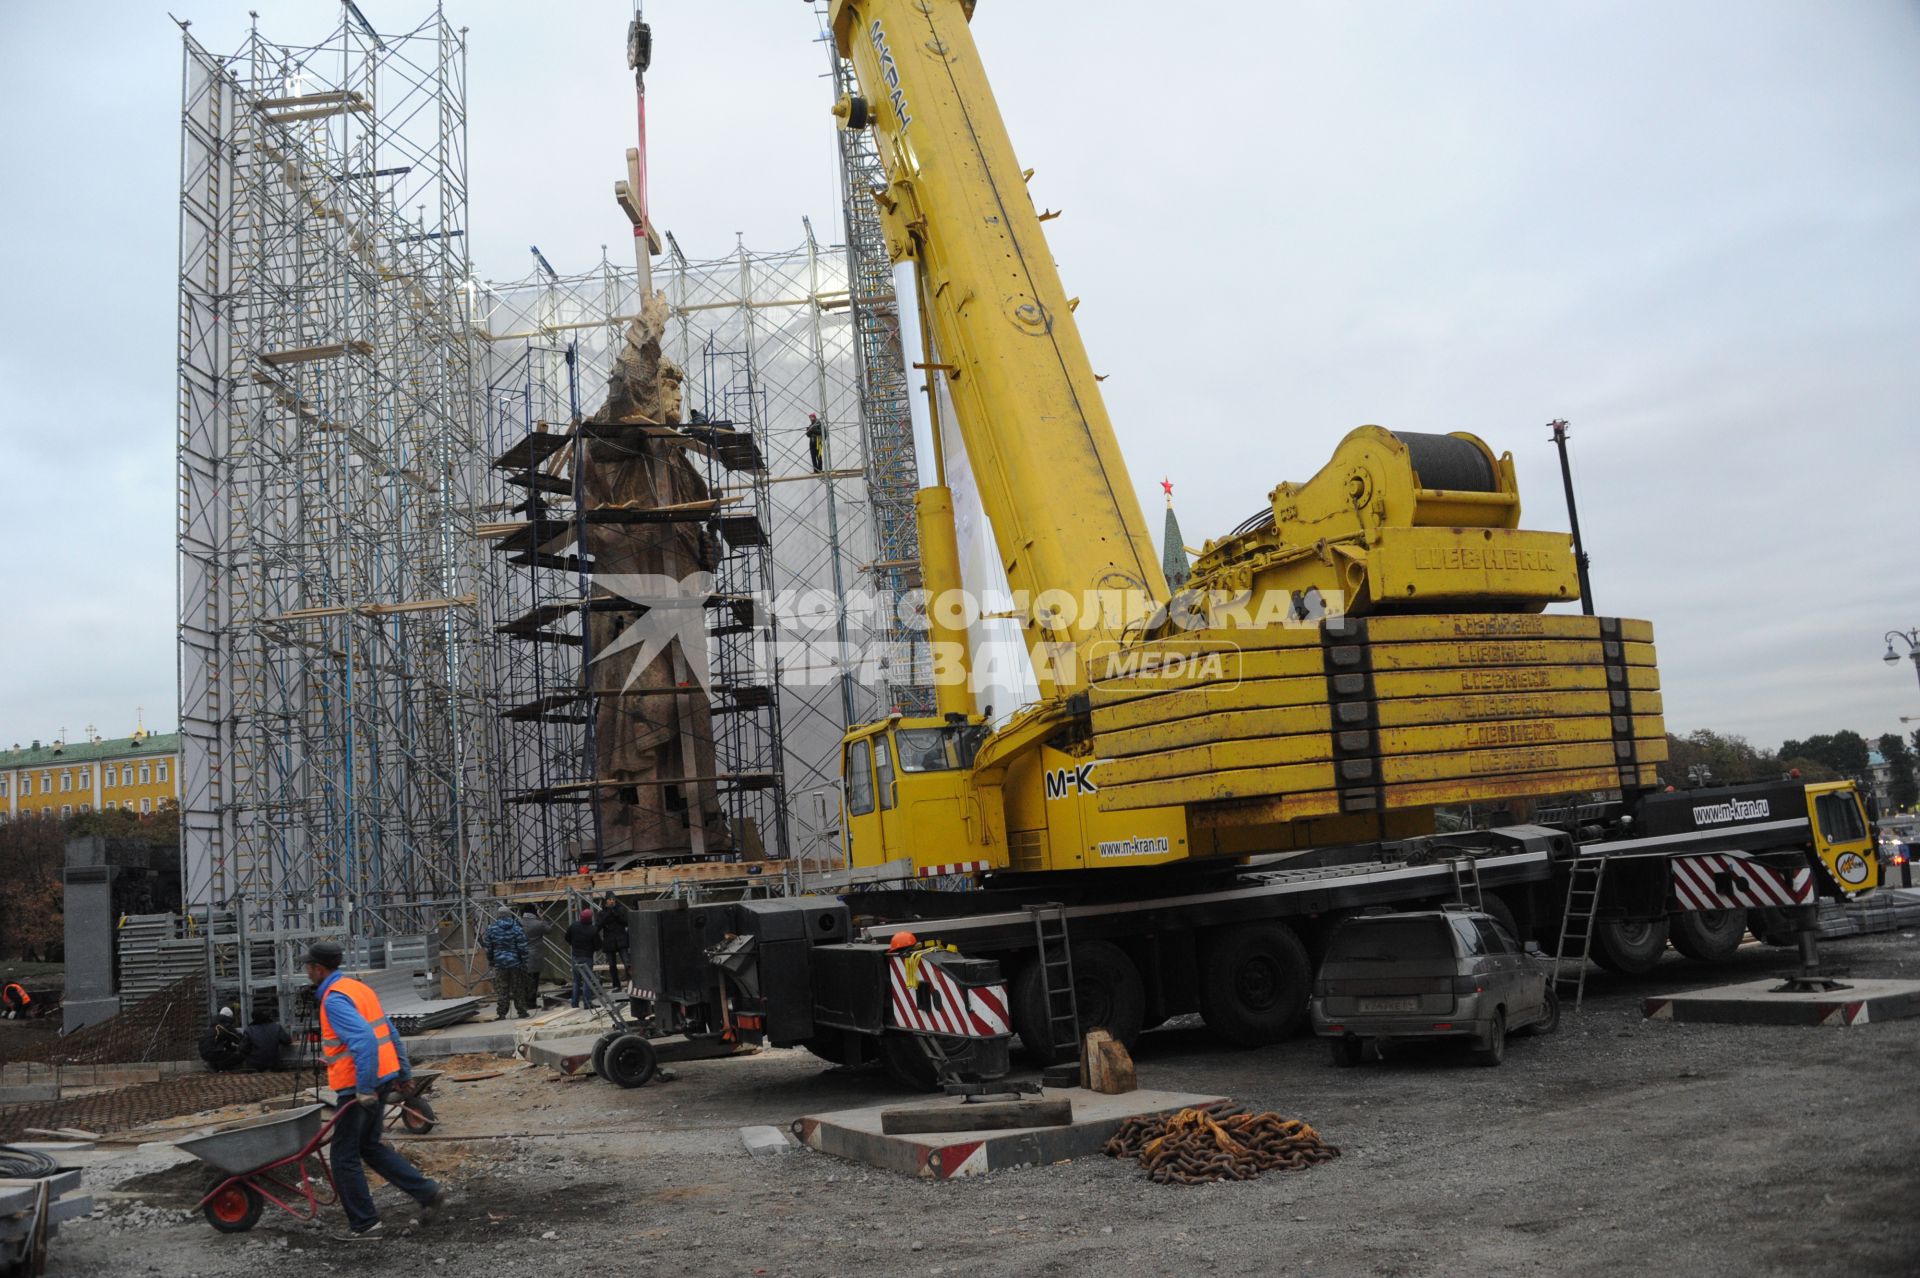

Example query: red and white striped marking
[1669,853,1813,910]
[887,955,1010,1039]
[917,861,993,878]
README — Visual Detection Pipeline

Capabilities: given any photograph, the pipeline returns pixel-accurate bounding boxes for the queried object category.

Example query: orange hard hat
[888,930,918,952]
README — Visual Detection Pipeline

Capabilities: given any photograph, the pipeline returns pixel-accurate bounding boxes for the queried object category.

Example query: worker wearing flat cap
[301,940,448,1240]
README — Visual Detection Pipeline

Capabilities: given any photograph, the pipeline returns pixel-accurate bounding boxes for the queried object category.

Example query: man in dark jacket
[481,906,532,1020]
[598,893,630,988]
[198,1007,247,1072]
[243,1007,292,1071]
[565,907,599,1008]
[520,907,552,1002]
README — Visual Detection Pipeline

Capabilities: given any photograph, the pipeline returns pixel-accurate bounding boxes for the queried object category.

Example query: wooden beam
[879,1099,1074,1134]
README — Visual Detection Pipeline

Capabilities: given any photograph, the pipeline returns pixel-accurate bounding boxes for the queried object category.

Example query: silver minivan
[1310,908,1559,1067]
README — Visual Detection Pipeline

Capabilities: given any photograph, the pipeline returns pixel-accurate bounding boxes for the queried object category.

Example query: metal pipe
[1549,420,1595,616]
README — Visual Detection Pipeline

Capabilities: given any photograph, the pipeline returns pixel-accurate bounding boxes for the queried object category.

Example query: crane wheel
[602,1033,657,1089]
[1010,940,1144,1066]
[1589,917,1670,975]
[1198,921,1312,1047]
[1746,906,1798,947]
[1480,891,1520,941]
[1670,909,1747,963]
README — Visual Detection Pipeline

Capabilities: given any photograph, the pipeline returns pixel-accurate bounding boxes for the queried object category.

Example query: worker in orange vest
[1,983,30,1019]
[301,941,449,1240]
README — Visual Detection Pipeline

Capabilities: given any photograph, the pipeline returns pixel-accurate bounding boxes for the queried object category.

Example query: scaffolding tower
[175,6,494,1009]
[473,232,884,874]
[817,5,934,719]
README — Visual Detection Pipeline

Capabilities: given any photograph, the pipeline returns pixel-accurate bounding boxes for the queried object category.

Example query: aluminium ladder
[1552,858,1608,1008]
[1026,903,1080,1060]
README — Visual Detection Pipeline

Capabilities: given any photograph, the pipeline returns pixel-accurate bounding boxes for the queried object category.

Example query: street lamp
[1884,628,1920,688]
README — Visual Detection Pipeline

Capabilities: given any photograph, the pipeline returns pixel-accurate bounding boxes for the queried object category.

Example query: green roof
[0,733,180,769]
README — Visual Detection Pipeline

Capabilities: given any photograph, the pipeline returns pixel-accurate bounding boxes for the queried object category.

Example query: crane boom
[830,0,1166,698]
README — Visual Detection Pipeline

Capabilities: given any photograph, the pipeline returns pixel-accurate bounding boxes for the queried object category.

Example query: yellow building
[0,728,181,822]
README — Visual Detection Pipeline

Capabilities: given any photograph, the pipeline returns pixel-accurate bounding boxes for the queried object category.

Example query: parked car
[1310,908,1559,1067]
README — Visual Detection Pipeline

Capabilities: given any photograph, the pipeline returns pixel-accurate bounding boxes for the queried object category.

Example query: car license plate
[1358,997,1419,1013]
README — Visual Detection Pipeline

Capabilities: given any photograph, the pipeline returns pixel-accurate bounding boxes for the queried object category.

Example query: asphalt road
[53,930,1920,1277]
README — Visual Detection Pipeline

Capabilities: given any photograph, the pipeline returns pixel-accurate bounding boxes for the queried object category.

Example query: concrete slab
[0,1084,58,1104]
[1646,977,1920,1027]
[739,1125,797,1157]
[795,1087,1223,1180]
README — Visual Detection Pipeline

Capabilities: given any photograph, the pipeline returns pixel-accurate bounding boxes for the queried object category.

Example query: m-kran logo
[868,19,912,128]
[1692,797,1771,825]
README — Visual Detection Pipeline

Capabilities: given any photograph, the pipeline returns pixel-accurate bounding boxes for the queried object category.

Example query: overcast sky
[0,0,1915,755]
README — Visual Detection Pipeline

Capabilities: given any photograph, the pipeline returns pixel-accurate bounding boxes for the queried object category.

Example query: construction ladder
[1448,856,1486,910]
[1552,858,1609,1008]
[1026,903,1080,1060]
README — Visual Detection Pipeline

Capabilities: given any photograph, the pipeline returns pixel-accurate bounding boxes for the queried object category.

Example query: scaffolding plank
[507,772,777,804]
[716,514,768,548]
[499,694,590,724]
[493,430,574,472]
[504,470,573,494]
[258,339,374,366]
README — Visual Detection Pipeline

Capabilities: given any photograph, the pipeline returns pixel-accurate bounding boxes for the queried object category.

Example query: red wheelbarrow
[180,1104,344,1233]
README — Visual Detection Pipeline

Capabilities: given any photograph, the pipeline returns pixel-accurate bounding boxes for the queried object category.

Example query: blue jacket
[483,916,531,968]
[317,969,412,1095]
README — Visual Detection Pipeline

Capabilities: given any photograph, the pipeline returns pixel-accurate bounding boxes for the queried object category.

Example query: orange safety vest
[316,976,401,1092]
[3,983,29,1006]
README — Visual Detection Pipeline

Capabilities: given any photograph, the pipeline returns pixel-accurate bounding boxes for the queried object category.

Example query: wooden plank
[878,1099,1074,1134]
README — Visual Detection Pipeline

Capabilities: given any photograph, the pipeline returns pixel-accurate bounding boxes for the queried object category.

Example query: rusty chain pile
[1104,1103,1340,1185]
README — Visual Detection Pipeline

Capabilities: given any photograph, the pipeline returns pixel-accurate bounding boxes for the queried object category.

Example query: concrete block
[1646,976,1920,1027]
[0,1084,58,1104]
[796,1087,1223,1180]
[739,1125,797,1157]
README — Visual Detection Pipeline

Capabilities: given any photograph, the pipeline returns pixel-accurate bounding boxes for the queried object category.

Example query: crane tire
[1670,909,1747,963]
[1198,921,1312,1046]
[1590,917,1670,975]
[1010,940,1144,1066]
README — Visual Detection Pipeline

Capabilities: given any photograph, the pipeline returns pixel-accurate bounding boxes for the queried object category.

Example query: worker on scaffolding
[806,413,827,473]
[301,940,447,1241]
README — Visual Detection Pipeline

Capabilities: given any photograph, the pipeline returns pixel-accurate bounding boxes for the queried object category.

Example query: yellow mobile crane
[626,3,1875,1083]
[829,0,1662,878]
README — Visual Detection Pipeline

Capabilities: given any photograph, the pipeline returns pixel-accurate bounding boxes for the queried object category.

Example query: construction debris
[1104,1104,1340,1185]
[1079,1029,1136,1095]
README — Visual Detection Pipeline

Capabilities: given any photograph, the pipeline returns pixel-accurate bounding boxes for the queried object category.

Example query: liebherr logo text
[868,20,911,128]
[1692,798,1771,825]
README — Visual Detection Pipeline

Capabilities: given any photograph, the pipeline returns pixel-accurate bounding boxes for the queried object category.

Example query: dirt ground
[49,932,1920,1278]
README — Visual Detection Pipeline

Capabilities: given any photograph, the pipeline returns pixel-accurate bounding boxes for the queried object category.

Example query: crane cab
[841,717,992,875]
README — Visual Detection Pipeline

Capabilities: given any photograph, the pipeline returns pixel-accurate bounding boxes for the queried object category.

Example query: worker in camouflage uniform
[482,905,532,1020]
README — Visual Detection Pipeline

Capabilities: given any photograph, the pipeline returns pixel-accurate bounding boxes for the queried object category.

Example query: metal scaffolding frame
[473,231,884,873]
[816,4,934,719]
[175,5,930,1012]
[175,5,494,1009]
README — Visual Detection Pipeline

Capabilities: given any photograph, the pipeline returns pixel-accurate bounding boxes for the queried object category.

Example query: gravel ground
[49,931,1920,1277]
